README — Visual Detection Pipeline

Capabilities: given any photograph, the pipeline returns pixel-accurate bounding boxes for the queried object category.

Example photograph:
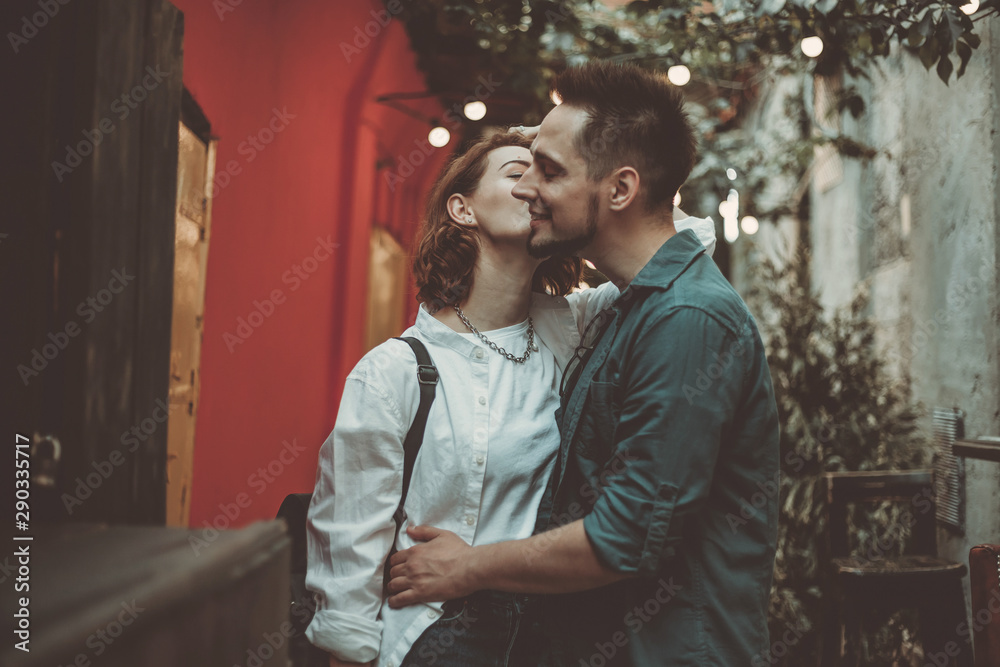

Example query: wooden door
[3,0,183,525]
[365,227,408,351]
[166,118,216,526]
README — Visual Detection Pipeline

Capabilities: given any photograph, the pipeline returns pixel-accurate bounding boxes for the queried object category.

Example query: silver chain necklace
[454,305,538,364]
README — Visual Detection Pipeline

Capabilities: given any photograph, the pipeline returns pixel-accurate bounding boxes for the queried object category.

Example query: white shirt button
[474,348,485,359]
[465,514,475,526]
[475,454,485,465]
[426,609,437,619]
[478,396,486,405]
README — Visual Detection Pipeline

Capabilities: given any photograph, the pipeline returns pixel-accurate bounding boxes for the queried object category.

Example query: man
[387,61,779,665]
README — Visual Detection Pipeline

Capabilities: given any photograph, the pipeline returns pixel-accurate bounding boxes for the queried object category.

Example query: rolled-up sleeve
[583,307,745,577]
[305,372,407,662]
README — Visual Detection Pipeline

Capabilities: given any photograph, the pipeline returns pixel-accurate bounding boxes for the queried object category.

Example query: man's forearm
[467,519,628,594]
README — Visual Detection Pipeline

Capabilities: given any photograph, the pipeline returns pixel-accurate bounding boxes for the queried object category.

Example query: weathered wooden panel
[3,0,183,524]
[0,521,290,666]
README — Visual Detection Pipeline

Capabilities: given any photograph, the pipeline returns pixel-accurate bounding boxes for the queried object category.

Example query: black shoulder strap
[391,336,438,524]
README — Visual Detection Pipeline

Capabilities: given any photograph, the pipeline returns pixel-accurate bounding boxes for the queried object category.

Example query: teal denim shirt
[534,228,780,666]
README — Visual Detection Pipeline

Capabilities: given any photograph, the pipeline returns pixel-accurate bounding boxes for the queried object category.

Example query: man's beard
[527,193,599,259]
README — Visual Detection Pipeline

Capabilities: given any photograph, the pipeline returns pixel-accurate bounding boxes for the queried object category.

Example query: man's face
[512,104,601,258]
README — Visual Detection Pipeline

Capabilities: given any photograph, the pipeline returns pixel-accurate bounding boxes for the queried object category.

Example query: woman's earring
[466,217,473,224]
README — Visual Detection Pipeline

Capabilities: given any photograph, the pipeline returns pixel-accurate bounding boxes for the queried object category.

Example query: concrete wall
[808,18,1000,567]
[730,14,1000,623]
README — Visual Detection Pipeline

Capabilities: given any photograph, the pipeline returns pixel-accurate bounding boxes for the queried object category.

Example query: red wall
[172,0,451,528]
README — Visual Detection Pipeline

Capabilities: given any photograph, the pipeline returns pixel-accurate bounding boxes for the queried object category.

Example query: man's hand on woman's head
[508,124,540,141]
[386,525,478,608]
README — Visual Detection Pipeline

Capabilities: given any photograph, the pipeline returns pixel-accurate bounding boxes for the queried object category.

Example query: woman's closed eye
[507,172,524,180]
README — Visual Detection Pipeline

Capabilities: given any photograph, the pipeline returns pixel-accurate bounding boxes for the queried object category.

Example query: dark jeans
[401,590,551,667]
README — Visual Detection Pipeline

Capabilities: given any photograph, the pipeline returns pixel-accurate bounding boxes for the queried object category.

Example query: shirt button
[475,455,485,465]
[465,514,475,526]
[474,349,485,359]
[426,609,437,619]
[478,396,486,405]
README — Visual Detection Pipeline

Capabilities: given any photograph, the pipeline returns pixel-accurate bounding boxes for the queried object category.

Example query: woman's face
[465,145,533,245]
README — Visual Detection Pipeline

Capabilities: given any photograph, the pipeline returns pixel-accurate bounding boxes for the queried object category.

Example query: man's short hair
[552,61,698,212]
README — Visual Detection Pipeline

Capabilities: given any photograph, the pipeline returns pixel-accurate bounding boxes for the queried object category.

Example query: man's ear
[446,194,477,227]
[608,167,640,212]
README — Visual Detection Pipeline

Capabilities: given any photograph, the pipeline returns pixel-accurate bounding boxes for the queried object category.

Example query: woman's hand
[508,124,539,140]
[328,656,370,667]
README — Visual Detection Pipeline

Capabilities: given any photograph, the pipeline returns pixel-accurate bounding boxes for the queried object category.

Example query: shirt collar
[413,304,484,358]
[628,227,707,291]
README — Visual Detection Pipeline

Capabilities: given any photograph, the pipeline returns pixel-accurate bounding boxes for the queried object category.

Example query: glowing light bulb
[463,101,487,121]
[726,168,737,181]
[960,0,979,14]
[667,65,691,86]
[673,191,682,207]
[550,90,562,105]
[719,200,736,218]
[724,217,739,243]
[584,259,596,269]
[741,216,759,235]
[428,126,451,147]
[801,36,824,58]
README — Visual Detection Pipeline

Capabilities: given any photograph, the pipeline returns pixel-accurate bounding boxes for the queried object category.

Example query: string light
[550,90,562,105]
[463,101,487,121]
[741,216,759,235]
[960,0,979,14]
[724,217,739,243]
[673,191,682,207]
[428,126,451,147]
[726,168,737,181]
[801,36,824,58]
[667,65,691,86]
[721,189,739,243]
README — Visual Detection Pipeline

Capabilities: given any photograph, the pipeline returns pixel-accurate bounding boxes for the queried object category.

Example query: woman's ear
[446,194,476,227]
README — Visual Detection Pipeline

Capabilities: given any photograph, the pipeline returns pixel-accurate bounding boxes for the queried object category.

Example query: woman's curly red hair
[413,132,582,311]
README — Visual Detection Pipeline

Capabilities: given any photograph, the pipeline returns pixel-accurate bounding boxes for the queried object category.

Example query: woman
[305,131,715,667]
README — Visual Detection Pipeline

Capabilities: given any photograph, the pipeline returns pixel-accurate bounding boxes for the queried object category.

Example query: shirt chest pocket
[576,379,621,461]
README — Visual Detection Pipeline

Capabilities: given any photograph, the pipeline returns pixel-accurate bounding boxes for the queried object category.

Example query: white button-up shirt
[305,218,717,665]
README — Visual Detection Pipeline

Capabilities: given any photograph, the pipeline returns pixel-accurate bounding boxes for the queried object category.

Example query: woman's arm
[305,355,410,664]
